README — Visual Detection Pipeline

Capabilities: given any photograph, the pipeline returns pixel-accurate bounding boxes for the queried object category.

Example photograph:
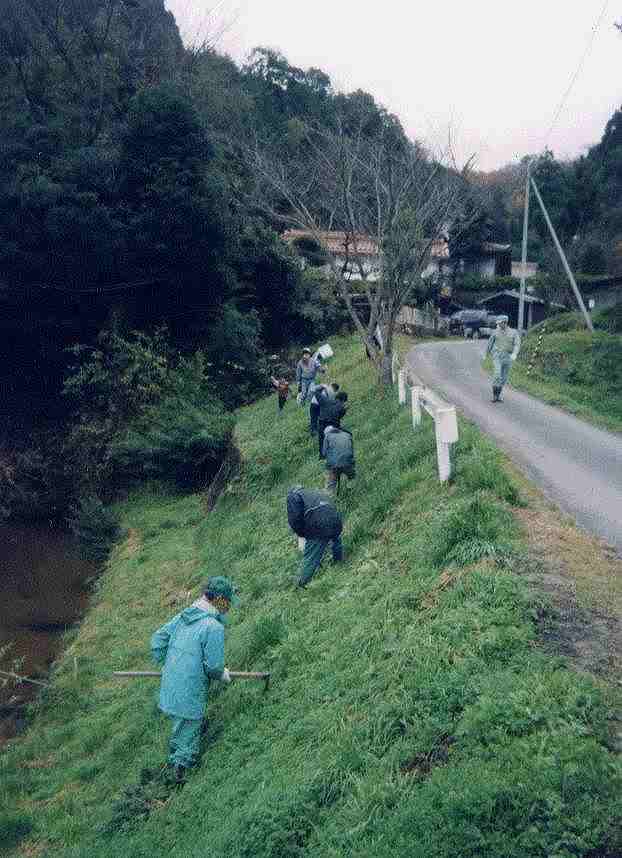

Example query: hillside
[1,337,621,858]
[511,310,622,433]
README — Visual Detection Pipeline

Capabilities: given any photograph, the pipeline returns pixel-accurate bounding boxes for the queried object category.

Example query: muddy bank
[0,522,96,741]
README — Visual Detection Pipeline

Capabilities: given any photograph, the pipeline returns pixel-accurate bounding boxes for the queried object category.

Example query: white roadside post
[433,405,459,483]
[411,387,459,483]
[411,386,423,428]
[398,370,407,405]
[397,368,458,483]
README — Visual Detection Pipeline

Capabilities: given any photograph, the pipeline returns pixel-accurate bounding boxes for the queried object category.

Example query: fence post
[398,370,407,405]
[435,427,452,483]
[391,352,398,384]
[411,386,423,427]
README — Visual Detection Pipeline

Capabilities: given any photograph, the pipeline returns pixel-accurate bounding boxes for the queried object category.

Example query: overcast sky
[165,0,621,171]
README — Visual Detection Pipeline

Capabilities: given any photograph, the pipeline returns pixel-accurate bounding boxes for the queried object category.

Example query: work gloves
[221,668,231,683]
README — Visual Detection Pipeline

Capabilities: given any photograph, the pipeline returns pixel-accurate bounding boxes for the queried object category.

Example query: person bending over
[286,485,343,588]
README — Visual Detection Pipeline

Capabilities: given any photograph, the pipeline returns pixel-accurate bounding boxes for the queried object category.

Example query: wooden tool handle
[229,671,270,680]
[113,671,161,677]
[112,670,270,680]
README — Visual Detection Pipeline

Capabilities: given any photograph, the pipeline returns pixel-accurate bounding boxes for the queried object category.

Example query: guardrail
[397,367,458,483]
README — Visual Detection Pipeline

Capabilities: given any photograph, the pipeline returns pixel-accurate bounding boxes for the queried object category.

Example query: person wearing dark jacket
[310,382,338,436]
[322,426,355,495]
[287,486,343,587]
[317,389,348,459]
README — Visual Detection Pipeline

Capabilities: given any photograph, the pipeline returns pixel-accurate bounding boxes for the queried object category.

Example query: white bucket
[316,343,333,360]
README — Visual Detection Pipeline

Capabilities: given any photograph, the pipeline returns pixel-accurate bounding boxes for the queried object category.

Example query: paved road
[408,340,622,553]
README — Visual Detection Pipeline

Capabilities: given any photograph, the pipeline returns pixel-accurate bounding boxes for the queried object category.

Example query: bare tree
[249,121,470,384]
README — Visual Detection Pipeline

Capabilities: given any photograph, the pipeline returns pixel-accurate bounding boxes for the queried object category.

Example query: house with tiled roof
[282,229,450,282]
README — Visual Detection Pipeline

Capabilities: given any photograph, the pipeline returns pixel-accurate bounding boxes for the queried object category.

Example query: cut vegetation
[1,337,621,858]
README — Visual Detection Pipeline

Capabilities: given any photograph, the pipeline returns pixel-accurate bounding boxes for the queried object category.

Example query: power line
[543,0,610,149]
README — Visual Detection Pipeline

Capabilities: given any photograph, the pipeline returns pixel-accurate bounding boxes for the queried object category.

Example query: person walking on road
[296,348,325,405]
[485,315,521,402]
[322,425,355,495]
[287,486,343,588]
[150,576,239,783]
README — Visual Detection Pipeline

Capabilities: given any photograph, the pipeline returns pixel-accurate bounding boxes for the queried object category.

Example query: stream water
[0,522,96,741]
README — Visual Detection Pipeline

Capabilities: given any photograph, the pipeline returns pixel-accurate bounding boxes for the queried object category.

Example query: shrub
[63,327,170,428]
[69,496,123,563]
[62,328,235,497]
[0,436,73,522]
[290,268,354,342]
[110,394,234,490]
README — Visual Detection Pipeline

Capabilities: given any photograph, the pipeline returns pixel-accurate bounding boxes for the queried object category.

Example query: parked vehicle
[449,310,503,338]
[449,310,488,337]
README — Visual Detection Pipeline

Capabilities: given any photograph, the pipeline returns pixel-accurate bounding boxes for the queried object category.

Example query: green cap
[203,576,240,607]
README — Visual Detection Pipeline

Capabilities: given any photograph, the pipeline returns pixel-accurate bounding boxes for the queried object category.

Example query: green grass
[1,336,621,858]
[508,323,622,433]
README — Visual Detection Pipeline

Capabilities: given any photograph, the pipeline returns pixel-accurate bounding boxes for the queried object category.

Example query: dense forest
[0,0,413,527]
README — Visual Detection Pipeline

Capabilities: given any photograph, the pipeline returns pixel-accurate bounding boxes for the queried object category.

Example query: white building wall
[511,261,539,279]
[475,258,496,279]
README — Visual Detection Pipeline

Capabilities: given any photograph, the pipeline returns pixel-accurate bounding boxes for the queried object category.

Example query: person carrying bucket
[296,348,324,404]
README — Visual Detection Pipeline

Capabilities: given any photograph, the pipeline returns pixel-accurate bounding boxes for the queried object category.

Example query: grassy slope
[2,337,621,858]
[508,310,622,433]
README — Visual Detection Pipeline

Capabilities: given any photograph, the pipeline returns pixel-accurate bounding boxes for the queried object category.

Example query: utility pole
[530,177,593,332]
[517,160,531,336]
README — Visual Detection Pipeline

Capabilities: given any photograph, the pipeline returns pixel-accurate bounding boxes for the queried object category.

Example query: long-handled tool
[112,670,271,692]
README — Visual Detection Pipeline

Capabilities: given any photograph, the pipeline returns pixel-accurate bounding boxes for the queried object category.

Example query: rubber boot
[492,386,501,402]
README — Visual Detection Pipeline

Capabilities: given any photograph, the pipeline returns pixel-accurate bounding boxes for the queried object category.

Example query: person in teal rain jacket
[150,575,239,781]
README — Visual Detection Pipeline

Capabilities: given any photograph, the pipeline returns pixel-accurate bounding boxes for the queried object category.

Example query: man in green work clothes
[485,315,521,402]
[150,576,239,783]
